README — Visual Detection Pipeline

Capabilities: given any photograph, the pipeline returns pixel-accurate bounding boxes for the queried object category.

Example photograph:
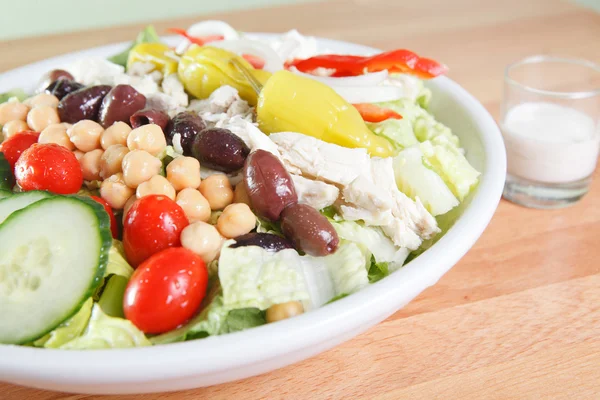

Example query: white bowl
[0,34,506,394]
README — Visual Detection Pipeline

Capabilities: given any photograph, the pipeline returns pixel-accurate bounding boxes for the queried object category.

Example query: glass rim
[504,55,600,99]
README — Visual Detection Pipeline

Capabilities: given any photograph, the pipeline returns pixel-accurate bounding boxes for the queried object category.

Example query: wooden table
[2,0,599,398]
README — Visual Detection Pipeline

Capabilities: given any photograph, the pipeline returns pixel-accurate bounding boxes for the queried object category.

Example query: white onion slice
[187,20,239,40]
[330,85,404,103]
[175,20,239,54]
[209,39,284,72]
[290,67,389,87]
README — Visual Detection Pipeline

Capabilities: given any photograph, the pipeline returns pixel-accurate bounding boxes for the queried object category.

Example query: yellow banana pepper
[178,46,271,105]
[126,43,179,76]
[257,71,395,158]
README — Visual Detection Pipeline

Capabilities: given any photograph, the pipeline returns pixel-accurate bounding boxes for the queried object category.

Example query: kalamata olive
[164,112,206,155]
[280,203,339,256]
[230,232,294,252]
[98,85,146,128]
[57,85,111,123]
[38,69,75,93]
[49,69,74,82]
[243,150,297,222]
[191,128,250,172]
[45,79,84,100]
[130,108,170,131]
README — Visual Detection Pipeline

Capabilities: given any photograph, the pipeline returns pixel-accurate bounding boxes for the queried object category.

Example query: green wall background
[0,0,317,41]
[0,0,597,41]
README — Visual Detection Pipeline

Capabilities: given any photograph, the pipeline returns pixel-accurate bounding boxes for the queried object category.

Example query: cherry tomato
[0,131,39,170]
[123,247,208,333]
[123,195,189,267]
[15,143,83,194]
[90,195,118,239]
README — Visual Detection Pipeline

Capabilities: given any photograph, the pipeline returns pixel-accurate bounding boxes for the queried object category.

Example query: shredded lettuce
[218,240,369,310]
[107,25,161,67]
[393,146,459,216]
[61,304,150,349]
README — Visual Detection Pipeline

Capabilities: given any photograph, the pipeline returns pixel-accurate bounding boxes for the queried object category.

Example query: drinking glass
[501,55,600,209]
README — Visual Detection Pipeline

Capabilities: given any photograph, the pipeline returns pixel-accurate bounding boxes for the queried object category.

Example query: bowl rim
[0,33,507,386]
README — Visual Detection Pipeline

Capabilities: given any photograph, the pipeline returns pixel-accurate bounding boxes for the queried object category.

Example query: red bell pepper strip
[242,54,266,70]
[168,28,224,46]
[287,49,448,79]
[353,103,403,123]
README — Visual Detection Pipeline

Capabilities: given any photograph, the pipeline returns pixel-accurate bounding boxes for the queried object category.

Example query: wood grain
[1,0,599,398]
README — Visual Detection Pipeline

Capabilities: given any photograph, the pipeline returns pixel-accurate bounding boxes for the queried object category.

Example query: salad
[0,22,480,348]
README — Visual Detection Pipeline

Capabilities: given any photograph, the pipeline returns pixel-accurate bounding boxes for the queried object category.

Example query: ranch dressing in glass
[502,102,600,184]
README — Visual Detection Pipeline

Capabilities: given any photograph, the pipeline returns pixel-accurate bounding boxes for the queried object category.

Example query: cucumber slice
[0,191,52,224]
[0,190,11,200]
[0,196,111,344]
[0,152,14,191]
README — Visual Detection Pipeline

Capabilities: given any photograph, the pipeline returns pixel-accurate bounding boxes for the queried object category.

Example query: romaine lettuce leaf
[98,275,128,318]
[61,304,150,349]
[221,308,266,333]
[33,298,93,348]
[368,118,419,149]
[376,99,460,148]
[104,240,134,279]
[414,115,460,148]
[256,217,283,236]
[368,257,389,283]
[151,295,229,344]
[393,146,459,216]
[330,220,408,269]
[218,240,369,310]
[0,89,27,104]
[420,137,480,201]
[107,25,161,67]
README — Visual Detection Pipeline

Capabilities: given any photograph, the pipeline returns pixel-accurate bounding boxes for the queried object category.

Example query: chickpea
[99,144,129,180]
[25,93,59,108]
[126,124,167,156]
[100,173,134,209]
[136,175,176,200]
[2,120,29,140]
[80,149,104,181]
[122,195,137,224]
[101,121,131,150]
[166,156,201,191]
[0,102,29,125]
[176,188,211,223]
[68,120,104,152]
[217,203,256,239]
[180,221,224,263]
[265,301,304,323]
[199,174,234,211]
[26,105,60,132]
[38,123,75,150]
[233,183,252,206]
[73,150,85,161]
[121,150,162,188]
